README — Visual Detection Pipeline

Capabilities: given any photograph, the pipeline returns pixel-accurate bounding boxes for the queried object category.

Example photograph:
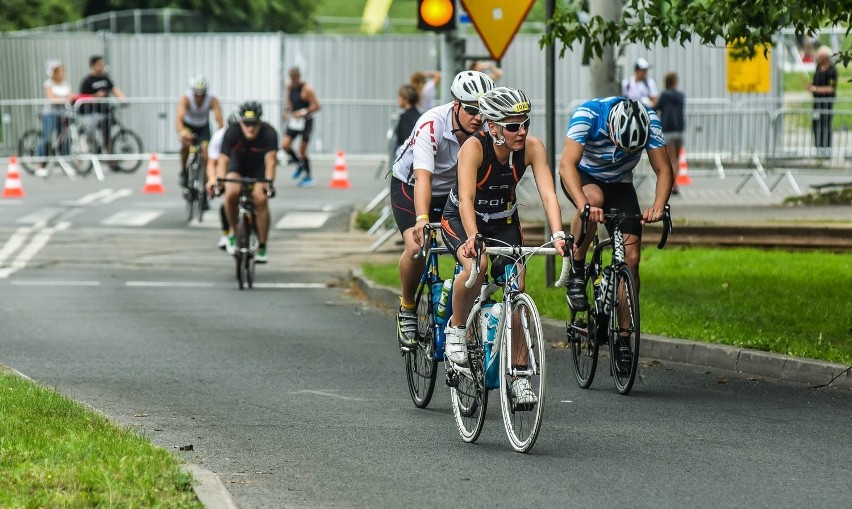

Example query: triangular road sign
[460,0,535,61]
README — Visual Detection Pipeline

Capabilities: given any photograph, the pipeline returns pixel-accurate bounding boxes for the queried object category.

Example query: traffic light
[417,0,456,32]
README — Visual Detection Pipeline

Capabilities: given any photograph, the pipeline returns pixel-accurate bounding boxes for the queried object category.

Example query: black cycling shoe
[566,269,588,311]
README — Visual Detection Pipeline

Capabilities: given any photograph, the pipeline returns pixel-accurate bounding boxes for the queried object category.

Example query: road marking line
[291,390,364,401]
[0,226,33,266]
[17,208,64,224]
[98,188,134,204]
[275,211,331,230]
[125,281,216,287]
[10,280,100,286]
[64,188,115,206]
[101,210,163,226]
[0,222,69,279]
[253,282,327,289]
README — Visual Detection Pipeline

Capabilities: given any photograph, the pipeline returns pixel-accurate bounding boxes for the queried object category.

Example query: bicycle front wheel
[405,283,438,408]
[235,215,250,290]
[610,264,640,395]
[17,129,42,175]
[450,316,487,443]
[499,293,546,453]
[110,129,144,172]
[569,265,600,389]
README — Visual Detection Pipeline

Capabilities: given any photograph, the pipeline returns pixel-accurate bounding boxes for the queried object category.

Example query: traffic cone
[675,147,693,186]
[329,149,351,189]
[2,155,25,199]
[141,153,165,194]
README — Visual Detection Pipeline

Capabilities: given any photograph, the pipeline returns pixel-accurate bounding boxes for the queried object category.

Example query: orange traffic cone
[2,155,25,199]
[675,147,693,186]
[141,153,165,194]
[329,149,351,189]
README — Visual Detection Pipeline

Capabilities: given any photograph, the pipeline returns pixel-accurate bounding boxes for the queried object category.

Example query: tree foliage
[0,0,82,31]
[542,0,852,65]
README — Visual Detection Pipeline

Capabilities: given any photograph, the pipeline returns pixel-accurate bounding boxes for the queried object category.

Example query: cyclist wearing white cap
[621,58,659,107]
[176,75,223,191]
[390,70,495,348]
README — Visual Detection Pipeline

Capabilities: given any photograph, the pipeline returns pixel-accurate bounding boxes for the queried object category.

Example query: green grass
[363,247,852,365]
[0,370,201,508]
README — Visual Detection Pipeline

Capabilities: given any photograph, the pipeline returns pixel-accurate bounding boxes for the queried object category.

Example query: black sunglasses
[461,103,480,116]
[492,118,531,133]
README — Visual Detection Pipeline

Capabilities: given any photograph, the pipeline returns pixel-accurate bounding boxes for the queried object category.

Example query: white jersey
[621,76,658,106]
[391,102,462,197]
[207,126,226,160]
[182,91,214,127]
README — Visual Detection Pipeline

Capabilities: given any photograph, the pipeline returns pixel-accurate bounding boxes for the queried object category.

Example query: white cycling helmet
[477,87,531,122]
[190,75,209,94]
[608,99,650,152]
[450,70,494,102]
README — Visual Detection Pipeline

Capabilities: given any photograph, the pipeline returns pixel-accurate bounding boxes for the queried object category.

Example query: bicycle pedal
[445,371,459,388]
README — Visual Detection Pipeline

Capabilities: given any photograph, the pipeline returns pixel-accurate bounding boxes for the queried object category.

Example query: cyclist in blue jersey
[559,97,674,311]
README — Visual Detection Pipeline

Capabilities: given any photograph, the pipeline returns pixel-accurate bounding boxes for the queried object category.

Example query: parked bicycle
[17,104,90,176]
[217,177,273,290]
[74,99,145,173]
[567,204,672,395]
[183,133,208,223]
[445,233,572,453]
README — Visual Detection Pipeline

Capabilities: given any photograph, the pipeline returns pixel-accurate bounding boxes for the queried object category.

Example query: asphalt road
[1,160,850,508]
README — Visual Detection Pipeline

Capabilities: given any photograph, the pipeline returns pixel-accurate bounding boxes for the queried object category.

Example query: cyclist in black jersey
[440,87,568,397]
[207,101,278,263]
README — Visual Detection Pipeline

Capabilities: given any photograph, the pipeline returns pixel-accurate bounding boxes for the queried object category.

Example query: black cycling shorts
[562,171,642,237]
[186,123,212,142]
[390,176,448,234]
[285,118,314,142]
[441,208,523,281]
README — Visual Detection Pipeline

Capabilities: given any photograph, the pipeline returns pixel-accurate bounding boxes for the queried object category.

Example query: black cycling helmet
[238,101,263,124]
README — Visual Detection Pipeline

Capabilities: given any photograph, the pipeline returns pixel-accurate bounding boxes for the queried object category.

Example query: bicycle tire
[499,293,546,453]
[405,283,438,408]
[450,312,488,443]
[109,129,144,173]
[236,214,250,290]
[17,129,43,175]
[246,231,255,290]
[610,264,640,395]
[185,153,201,223]
[569,265,600,389]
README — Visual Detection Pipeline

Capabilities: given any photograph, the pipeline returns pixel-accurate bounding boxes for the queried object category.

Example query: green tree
[543,0,852,64]
[0,0,82,31]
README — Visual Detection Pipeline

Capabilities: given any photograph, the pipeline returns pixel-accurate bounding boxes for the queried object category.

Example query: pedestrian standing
[393,84,420,155]
[808,46,837,151]
[654,71,686,195]
[622,58,658,107]
[36,60,72,177]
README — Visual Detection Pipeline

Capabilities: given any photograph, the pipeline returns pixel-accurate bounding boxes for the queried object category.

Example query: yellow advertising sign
[460,0,534,61]
[726,45,771,93]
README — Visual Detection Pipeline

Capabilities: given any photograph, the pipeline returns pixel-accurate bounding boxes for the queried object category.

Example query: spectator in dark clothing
[394,84,420,154]
[808,46,837,150]
[78,55,126,163]
[654,72,685,195]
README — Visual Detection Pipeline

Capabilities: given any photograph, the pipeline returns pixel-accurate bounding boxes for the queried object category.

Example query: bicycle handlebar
[578,204,673,250]
[217,176,273,185]
[413,222,442,260]
[465,233,573,289]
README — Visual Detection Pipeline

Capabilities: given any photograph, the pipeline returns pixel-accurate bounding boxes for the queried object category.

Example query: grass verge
[0,369,201,508]
[363,246,852,365]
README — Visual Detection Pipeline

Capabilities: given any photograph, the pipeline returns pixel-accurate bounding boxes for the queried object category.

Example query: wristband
[416,214,429,222]
[550,230,566,242]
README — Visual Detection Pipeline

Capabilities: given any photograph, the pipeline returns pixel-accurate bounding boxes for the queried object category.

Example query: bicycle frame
[413,223,451,359]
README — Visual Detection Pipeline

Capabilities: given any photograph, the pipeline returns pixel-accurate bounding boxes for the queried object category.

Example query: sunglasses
[241,121,260,128]
[492,118,531,133]
[461,103,481,116]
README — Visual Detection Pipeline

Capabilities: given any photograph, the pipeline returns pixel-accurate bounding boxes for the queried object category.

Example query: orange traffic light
[418,0,456,32]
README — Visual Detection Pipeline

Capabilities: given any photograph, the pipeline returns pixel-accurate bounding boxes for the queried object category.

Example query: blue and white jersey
[565,96,665,183]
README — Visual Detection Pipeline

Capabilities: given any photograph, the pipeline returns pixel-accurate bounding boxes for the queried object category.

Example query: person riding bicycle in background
[559,97,674,312]
[440,87,567,404]
[176,75,223,193]
[206,101,278,264]
[77,55,127,167]
[390,70,495,348]
[206,112,241,251]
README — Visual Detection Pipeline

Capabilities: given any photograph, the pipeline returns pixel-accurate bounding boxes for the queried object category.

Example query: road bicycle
[567,204,672,395]
[446,233,572,453]
[75,101,145,173]
[17,105,91,176]
[403,222,456,409]
[217,177,273,290]
[183,133,208,223]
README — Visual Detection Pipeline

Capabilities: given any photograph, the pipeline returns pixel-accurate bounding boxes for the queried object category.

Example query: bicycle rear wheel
[17,129,42,175]
[610,264,640,395]
[569,265,600,388]
[449,317,487,443]
[110,129,144,172]
[236,215,250,290]
[499,293,546,453]
[405,283,438,408]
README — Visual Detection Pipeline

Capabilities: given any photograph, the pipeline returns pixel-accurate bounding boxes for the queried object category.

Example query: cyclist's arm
[456,138,482,259]
[211,97,224,130]
[558,138,588,210]
[526,136,567,255]
[644,146,673,222]
[264,150,277,182]
[175,96,190,140]
[411,168,433,246]
[215,154,229,181]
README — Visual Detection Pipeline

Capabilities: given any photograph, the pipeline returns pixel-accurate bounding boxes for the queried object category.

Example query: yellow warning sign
[460,0,534,61]
[727,44,771,93]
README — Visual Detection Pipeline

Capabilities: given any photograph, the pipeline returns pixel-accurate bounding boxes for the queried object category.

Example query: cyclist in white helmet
[390,70,494,348]
[559,97,674,311]
[176,75,223,192]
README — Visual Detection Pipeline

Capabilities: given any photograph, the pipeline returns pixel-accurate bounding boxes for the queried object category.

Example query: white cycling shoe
[444,325,468,365]
[511,378,538,406]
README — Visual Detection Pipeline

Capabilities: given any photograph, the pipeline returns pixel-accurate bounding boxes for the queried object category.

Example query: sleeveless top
[289,83,311,117]
[182,91,214,127]
[43,79,72,116]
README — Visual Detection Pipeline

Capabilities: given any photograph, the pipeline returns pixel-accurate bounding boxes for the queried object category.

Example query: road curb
[351,268,852,390]
[184,464,239,509]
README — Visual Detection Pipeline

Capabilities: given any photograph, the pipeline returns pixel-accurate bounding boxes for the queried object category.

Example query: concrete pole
[588,0,622,97]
